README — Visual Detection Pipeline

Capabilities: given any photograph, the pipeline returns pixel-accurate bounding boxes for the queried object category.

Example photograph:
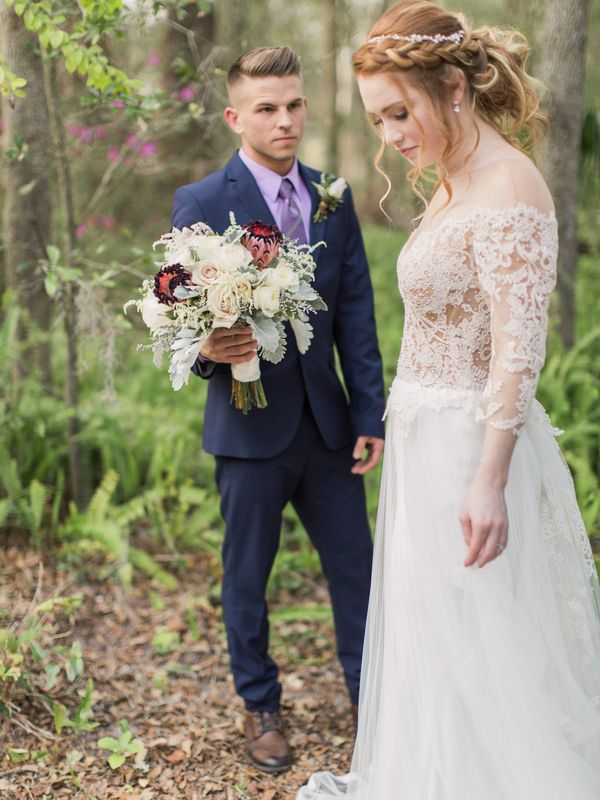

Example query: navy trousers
[215,403,373,712]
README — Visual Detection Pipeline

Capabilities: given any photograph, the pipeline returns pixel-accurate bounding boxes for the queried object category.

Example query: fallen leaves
[0,547,355,799]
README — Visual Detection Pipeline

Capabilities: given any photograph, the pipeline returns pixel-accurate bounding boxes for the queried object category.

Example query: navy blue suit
[172,151,385,711]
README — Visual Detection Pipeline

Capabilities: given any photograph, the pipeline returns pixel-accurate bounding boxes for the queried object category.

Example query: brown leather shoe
[244,710,293,774]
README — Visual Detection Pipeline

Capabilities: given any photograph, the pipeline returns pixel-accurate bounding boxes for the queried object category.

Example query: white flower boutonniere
[311,173,347,223]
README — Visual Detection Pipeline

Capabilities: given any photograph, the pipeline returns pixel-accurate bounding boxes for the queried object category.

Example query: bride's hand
[460,472,508,568]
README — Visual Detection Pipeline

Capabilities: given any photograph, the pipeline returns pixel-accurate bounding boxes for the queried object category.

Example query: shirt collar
[238,148,304,203]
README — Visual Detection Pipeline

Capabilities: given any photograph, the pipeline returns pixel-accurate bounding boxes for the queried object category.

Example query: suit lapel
[226,155,329,261]
[299,162,328,261]
[225,152,277,227]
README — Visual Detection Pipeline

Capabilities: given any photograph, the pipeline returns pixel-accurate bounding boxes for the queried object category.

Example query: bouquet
[125,215,327,413]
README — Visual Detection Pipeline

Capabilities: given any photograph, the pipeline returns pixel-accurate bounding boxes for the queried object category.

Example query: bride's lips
[401,145,417,157]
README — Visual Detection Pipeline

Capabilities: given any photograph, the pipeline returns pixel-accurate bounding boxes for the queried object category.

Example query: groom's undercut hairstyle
[227,46,302,90]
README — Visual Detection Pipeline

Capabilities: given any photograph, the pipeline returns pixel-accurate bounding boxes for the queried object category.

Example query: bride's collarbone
[414,197,473,235]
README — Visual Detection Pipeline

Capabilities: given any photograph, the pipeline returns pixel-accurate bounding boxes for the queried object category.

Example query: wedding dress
[297,203,600,799]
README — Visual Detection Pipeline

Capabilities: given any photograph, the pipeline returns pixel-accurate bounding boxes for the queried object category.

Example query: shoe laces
[258,712,283,734]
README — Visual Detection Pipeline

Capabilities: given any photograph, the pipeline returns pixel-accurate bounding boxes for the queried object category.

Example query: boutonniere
[311,173,347,223]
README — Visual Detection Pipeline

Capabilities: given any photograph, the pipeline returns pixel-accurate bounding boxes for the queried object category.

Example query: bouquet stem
[230,355,267,413]
[231,378,267,414]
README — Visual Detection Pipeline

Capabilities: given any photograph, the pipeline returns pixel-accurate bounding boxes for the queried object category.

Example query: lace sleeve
[473,204,558,436]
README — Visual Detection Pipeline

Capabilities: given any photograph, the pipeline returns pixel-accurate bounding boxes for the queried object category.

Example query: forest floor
[0,546,355,800]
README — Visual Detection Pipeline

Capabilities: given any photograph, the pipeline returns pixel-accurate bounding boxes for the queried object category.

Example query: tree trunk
[539,0,591,348]
[324,0,340,174]
[0,5,53,383]
[160,4,222,182]
[43,59,86,511]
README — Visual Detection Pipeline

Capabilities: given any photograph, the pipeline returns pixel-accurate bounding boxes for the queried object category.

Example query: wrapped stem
[230,355,267,413]
[231,377,267,414]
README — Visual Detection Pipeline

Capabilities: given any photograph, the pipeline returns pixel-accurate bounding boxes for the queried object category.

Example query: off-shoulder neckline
[403,202,557,255]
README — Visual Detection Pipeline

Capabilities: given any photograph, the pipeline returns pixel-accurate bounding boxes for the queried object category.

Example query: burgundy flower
[154,265,192,305]
[241,221,282,270]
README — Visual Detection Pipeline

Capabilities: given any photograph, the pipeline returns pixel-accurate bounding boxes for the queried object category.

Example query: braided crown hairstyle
[353,0,547,208]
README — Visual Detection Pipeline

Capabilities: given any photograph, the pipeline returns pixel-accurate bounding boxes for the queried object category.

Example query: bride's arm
[461,427,514,568]
[461,203,557,568]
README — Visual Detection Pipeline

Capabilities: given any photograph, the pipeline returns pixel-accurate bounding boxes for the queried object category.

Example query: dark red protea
[154,265,192,305]
[241,221,282,269]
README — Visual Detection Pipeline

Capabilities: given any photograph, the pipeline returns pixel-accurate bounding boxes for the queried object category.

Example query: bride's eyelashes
[371,109,409,127]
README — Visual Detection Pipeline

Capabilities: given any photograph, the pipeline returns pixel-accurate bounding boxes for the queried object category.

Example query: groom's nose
[276,108,293,129]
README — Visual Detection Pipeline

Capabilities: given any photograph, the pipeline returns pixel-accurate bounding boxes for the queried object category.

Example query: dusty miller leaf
[290,319,314,354]
[248,315,279,353]
[169,330,206,391]
[260,321,287,364]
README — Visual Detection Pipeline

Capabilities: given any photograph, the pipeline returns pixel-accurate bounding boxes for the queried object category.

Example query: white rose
[196,237,251,272]
[253,285,280,318]
[328,176,347,198]
[190,262,222,285]
[140,295,176,332]
[268,265,299,292]
[207,283,240,328]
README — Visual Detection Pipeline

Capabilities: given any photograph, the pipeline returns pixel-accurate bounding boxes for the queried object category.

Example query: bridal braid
[353,0,547,206]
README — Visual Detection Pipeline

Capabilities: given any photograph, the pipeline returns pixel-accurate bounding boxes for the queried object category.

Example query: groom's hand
[351,436,384,475]
[200,326,257,364]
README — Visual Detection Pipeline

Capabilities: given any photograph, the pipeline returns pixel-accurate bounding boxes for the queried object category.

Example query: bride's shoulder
[477,154,554,218]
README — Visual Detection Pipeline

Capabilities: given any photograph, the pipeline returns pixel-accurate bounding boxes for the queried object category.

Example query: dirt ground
[0,547,356,799]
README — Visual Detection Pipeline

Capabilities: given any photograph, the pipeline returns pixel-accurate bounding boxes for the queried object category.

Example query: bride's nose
[384,123,403,148]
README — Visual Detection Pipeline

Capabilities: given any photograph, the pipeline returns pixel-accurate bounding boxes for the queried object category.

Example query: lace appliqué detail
[395,204,557,437]
[384,378,481,439]
[540,475,599,670]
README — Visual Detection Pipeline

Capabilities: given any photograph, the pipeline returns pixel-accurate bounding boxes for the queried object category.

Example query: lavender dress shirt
[238,148,312,239]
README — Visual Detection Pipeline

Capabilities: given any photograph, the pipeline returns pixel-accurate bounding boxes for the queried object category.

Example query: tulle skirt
[297,380,600,800]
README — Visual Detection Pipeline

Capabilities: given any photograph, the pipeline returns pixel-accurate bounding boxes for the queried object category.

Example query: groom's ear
[224,106,243,135]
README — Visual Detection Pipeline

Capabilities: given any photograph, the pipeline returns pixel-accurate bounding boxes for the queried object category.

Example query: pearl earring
[453,102,460,113]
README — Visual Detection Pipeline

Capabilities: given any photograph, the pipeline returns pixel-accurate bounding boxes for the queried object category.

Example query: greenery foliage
[0,0,598,589]
[5,0,142,98]
[538,326,600,532]
[0,592,97,737]
[97,719,146,770]
[0,59,27,104]
[2,227,599,590]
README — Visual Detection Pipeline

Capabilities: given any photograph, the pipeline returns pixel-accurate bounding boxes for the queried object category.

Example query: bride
[298,1,600,798]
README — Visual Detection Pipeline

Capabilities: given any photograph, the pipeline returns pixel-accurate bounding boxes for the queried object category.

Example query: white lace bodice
[395,203,558,435]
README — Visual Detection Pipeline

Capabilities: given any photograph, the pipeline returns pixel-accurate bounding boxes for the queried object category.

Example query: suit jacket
[171,151,385,458]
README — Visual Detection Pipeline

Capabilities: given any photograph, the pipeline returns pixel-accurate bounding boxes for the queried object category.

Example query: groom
[172,46,385,773]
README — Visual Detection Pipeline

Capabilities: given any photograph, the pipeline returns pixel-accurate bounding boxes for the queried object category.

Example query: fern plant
[538,327,600,534]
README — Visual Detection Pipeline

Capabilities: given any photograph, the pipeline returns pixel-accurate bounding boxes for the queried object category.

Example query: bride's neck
[443,117,511,179]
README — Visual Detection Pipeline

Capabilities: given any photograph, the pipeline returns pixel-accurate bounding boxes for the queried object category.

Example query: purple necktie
[278,178,308,244]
